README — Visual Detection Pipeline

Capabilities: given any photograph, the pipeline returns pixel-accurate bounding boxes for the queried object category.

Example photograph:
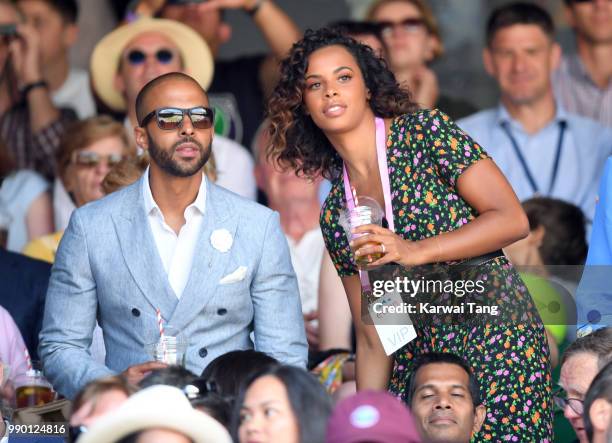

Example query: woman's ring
[381,243,386,254]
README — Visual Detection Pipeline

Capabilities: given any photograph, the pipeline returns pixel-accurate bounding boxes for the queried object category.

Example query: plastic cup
[145,326,187,366]
[13,369,54,408]
[340,196,384,268]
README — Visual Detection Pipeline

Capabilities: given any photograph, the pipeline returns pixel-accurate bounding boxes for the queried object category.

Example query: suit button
[199,347,208,358]
[217,308,227,315]
[131,308,140,317]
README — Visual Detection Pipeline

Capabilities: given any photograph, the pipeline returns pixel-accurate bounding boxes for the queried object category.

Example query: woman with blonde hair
[23,116,135,262]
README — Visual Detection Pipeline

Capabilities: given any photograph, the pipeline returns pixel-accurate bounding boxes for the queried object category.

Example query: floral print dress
[320,110,553,442]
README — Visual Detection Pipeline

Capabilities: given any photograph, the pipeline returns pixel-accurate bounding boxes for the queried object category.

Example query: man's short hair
[18,0,79,23]
[561,327,612,368]
[135,72,206,126]
[407,352,481,407]
[486,2,555,47]
[583,360,612,441]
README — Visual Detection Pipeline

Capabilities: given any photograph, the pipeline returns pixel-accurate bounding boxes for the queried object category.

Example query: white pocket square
[219,266,248,284]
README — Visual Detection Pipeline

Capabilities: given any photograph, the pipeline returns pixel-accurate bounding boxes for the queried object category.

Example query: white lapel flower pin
[210,229,233,253]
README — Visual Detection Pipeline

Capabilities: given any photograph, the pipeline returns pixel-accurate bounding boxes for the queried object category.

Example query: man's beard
[147,132,211,178]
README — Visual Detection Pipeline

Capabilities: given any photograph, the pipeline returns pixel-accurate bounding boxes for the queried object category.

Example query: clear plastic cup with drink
[145,326,187,366]
[13,367,54,409]
[340,196,384,268]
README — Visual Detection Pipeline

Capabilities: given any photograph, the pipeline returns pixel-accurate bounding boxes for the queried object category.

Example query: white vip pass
[368,287,417,355]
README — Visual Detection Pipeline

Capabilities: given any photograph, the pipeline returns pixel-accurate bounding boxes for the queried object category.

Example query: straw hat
[77,385,231,443]
[90,17,214,112]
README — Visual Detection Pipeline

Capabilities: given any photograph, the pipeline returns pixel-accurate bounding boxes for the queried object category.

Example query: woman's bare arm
[342,275,393,390]
[353,159,529,266]
[318,250,352,351]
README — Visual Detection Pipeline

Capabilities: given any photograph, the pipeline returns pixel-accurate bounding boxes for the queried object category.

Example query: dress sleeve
[319,181,358,278]
[414,109,490,188]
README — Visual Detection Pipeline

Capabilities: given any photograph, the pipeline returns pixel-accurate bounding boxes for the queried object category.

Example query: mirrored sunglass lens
[157,109,184,129]
[127,50,146,64]
[76,152,99,167]
[190,108,212,128]
[379,23,392,36]
[402,18,424,31]
[156,49,174,64]
[108,154,123,166]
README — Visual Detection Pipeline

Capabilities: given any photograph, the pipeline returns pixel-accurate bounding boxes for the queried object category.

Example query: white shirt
[285,228,325,314]
[143,169,207,299]
[52,68,96,119]
[124,117,257,200]
[458,104,612,221]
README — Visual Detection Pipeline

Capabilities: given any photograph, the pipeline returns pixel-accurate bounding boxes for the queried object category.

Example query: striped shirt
[553,53,612,127]
[0,101,77,181]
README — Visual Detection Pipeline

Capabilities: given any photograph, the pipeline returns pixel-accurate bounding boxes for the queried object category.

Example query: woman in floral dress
[267,28,552,442]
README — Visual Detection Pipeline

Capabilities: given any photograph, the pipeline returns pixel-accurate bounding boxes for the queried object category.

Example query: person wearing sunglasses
[553,0,612,127]
[366,0,477,120]
[91,16,257,202]
[39,72,307,400]
[559,327,612,443]
[23,116,135,264]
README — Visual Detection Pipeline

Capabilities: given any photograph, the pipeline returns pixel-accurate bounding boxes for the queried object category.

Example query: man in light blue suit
[39,72,307,399]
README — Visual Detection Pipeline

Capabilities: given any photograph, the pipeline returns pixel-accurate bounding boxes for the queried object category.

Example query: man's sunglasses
[140,106,215,131]
[71,151,123,168]
[126,48,175,65]
[378,18,426,37]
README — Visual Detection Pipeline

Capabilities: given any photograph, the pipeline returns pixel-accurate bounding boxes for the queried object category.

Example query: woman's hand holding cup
[350,224,427,268]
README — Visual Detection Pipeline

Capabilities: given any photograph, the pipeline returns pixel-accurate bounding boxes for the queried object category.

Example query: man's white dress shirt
[143,169,206,298]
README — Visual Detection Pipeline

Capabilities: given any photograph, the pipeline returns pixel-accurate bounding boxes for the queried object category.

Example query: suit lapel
[169,182,237,330]
[112,178,178,321]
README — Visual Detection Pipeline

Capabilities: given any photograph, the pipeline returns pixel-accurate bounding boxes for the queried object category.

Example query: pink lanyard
[342,117,395,289]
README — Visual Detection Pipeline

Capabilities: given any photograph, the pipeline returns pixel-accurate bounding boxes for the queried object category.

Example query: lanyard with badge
[500,120,567,196]
[342,117,417,355]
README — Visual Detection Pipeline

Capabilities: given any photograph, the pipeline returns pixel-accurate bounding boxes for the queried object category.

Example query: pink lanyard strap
[342,117,395,289]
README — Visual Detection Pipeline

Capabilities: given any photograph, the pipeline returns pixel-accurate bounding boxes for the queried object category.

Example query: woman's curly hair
[267,27,417,180]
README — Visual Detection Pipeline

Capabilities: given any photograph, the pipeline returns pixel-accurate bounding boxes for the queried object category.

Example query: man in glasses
[553,0,612,127]
[458,2,612,222]
[88,16,256,205]
[558,327,612,443]
[39,71,307,399]
[366,0,476,120]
